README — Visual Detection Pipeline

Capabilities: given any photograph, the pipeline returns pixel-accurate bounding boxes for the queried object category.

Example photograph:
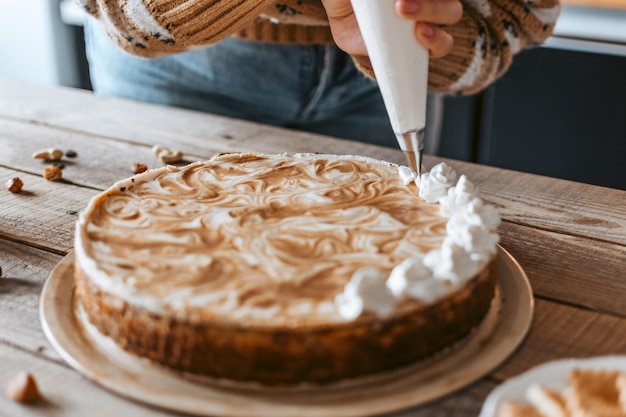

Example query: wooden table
[1,77,625,416]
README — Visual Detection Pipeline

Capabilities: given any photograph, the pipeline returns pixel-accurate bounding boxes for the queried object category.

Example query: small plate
[41,246,533,417]
[479,356,626,417]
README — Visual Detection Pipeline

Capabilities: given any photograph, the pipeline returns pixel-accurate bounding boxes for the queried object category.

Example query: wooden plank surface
[0,118,202,191]
[0,241,64,364]
[2,95,624,248]
[451,162,626,247]
[499,222,626,317]
[0,167,94,254]
[0,343,179,417]
[1,77,626,417]
[493,299,626,380]
[0,79,404,165]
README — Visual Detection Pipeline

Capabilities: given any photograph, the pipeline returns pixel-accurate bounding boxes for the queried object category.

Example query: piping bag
[351,0,429,177]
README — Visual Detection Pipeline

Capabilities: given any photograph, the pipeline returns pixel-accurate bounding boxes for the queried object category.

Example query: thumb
[321,0,354,18]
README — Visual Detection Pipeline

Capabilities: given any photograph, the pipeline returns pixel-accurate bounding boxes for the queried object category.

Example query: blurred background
[1,0,625,189]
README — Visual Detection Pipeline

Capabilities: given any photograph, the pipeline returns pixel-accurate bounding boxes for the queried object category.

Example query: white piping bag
[351,0,429,177]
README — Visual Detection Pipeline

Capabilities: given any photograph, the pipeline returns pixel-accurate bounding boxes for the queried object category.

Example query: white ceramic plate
[479,356,626,417]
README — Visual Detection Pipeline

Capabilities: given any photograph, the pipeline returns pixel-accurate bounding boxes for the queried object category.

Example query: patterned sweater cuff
[430,0,560,95]
[76,0,274,57]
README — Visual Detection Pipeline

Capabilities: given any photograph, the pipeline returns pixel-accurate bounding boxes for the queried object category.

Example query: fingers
[395,0,460,58]
[323,0,459,60]
[395,0,463,25]
[320,0,354,19]
[415,22,455,58]
[321,0,370,56]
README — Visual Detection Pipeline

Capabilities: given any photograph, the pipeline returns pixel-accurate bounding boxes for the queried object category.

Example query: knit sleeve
[429,0,561,94]
[75,0,274,57]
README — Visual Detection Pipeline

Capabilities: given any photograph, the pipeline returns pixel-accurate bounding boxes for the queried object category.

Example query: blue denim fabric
[84,18,396,147]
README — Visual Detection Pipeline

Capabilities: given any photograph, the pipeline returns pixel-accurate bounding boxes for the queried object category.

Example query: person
[78,0,560,148]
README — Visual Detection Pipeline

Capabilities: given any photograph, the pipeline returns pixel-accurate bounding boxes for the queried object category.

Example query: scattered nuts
[6,177,24,193]
[6,372,41,403]
[43,165,63,181]
[161,151,183,163]
[132,162,148,174]
[33,148,64,161]
[152,145,183,164]
[65,149,78,158]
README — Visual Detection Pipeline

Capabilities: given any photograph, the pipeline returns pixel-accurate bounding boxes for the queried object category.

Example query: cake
[74,152,500,385]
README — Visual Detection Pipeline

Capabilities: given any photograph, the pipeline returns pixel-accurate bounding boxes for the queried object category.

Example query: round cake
[74,152,500,385]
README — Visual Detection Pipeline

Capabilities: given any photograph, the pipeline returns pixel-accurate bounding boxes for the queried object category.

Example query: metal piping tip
[416,146,423,180]
[398,128,425,179]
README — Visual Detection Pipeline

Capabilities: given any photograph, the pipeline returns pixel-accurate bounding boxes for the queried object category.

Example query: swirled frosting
[76,153,451,327]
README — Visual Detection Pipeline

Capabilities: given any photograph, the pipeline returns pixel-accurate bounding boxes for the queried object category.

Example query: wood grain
[0,117,201,190]
[383,379,497,416]
[0,240,65,364]
[1,77,626,417]
[0,79,404,166]
[493,299,626,380]
[445,161,626,247]
[0,343,181,417]
[500,222,626,317]
[2,113,625,251]
[0,167,94,254]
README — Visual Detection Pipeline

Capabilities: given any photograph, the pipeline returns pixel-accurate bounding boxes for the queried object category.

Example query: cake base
[41,247,534,417]
[74,260,496,385]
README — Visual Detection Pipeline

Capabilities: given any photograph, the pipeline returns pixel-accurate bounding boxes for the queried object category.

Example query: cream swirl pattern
[76,153,450,327]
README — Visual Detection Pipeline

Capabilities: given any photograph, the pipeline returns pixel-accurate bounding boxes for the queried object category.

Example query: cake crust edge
[74,259,497,385]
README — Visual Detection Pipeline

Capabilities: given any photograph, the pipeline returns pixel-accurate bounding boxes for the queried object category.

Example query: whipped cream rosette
[335,162,500,319]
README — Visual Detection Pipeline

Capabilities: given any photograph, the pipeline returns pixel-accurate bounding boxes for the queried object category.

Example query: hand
[322,0,462,68]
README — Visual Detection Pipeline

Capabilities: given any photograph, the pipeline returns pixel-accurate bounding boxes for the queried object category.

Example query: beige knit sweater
[77,0,560,94]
